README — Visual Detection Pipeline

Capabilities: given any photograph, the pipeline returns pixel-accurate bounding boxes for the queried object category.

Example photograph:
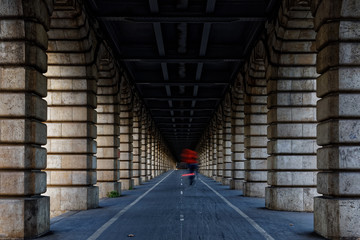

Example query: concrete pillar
[216,115,223,183]
[206,135,212,177]
[140,111,147,183]
[231,76,246,190]
[212,123,218,180]
[0,0,52,237]
[222,96,233,185]
[45,2,98,217]
[155,133,160,176]
[198,137,206,175]
[208,133,214,178]
[159,144,164,173]
[265,1,319,211]
[243,51,269,197]
[150,133,155,178]
[132,100,141,186]
[146,124,152,180]
[95,48,121,198]
[119,79,133,190]
[313,0,360,238]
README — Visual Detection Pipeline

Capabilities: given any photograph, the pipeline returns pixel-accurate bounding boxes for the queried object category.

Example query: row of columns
[1,0,360,239]
[197,0,360,239]
[0,0,175,238]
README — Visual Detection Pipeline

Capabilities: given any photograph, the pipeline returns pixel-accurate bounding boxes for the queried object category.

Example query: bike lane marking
[200,178,275,240]
[87,170,174,240]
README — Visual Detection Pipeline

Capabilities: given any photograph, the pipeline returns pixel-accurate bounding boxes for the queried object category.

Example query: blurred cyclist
[181,148,198,185]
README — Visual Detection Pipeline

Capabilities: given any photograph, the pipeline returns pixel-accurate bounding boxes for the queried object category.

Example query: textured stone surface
[0,196,50,239]
[314,197,360,239]
[266,187,318,211]
[0,0,51,238]
[45,3,98,217]
[46,186,98,218]
[313,1,360,238]
[119,82,134,190]
[265,3,318,212]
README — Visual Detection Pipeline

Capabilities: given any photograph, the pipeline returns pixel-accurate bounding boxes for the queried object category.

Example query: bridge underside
[0,0,360,239]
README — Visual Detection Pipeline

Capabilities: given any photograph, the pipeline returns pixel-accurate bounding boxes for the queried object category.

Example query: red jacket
[181,149,198,164]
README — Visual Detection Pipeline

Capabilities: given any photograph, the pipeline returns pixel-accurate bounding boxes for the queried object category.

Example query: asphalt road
[38,170,325,240]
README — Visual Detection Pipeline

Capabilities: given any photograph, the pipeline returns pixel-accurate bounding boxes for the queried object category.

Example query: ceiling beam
[157,122,208,125]
[99,16,266,23]
[143,97,219,101]
[136,81,228,86]
[152,116,210,119]
[158,127,204,128]
[150,108,213,111]
[121,58,243,63]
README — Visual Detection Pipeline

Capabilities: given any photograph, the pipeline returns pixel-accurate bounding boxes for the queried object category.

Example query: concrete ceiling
[87,0,280,158]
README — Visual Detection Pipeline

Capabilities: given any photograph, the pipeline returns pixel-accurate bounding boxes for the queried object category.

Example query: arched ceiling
[86,0,280,159]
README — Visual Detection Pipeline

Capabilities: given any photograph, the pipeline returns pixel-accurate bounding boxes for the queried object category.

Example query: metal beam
[144,97,219,101]
[159,127,204,130]
[152,116,210,119]
[150,108,213,111]
[121,58,243,63]
[136,81,228,86]
[100,16,266,23]
[157,122,208,125]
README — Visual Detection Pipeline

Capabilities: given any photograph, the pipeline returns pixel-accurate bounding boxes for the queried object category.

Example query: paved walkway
[38,170,325,240]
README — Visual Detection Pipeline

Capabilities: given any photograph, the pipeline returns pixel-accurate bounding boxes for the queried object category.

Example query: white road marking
[87,171,174,240]
[200,178,275,240]
[180,191,183,195]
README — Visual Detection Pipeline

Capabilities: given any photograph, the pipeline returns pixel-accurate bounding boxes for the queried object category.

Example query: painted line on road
[200,178,275,240]
[87,170,174,240]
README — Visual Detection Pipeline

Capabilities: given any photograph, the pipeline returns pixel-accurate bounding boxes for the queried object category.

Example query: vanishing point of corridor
[1,0,360,239]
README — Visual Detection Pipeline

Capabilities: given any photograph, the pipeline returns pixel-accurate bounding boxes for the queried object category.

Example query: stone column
[95,50,121,198]
[132,99,141,186]
[146,123,152,180]
[119,80,133,190]
[243,54,269,197]
[216,113,224,182]
[231,77,246,190]
[212,123,218,180]
[266,1,318,211]
[150,133,155,178]
[205,135,212,177]
[222,96,233,185]
[155,133,160,176]
[159,144,164,174]
[208,132,214,178]
[45,2,98,217]
[313,0,360,238]
[0,0,52,238]
[140,111,147,182]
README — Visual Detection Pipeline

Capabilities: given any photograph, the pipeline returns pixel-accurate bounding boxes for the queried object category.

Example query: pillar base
[222,178,231,186]
[243,182,266,197]
[230,179,244,190]
[314,196,360,239]
[120,179,134,190]
[133,177,140,186]
[46,186,99,218]
[0,196,50,239]
[265,187,317,212]
[96,182,121,199]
